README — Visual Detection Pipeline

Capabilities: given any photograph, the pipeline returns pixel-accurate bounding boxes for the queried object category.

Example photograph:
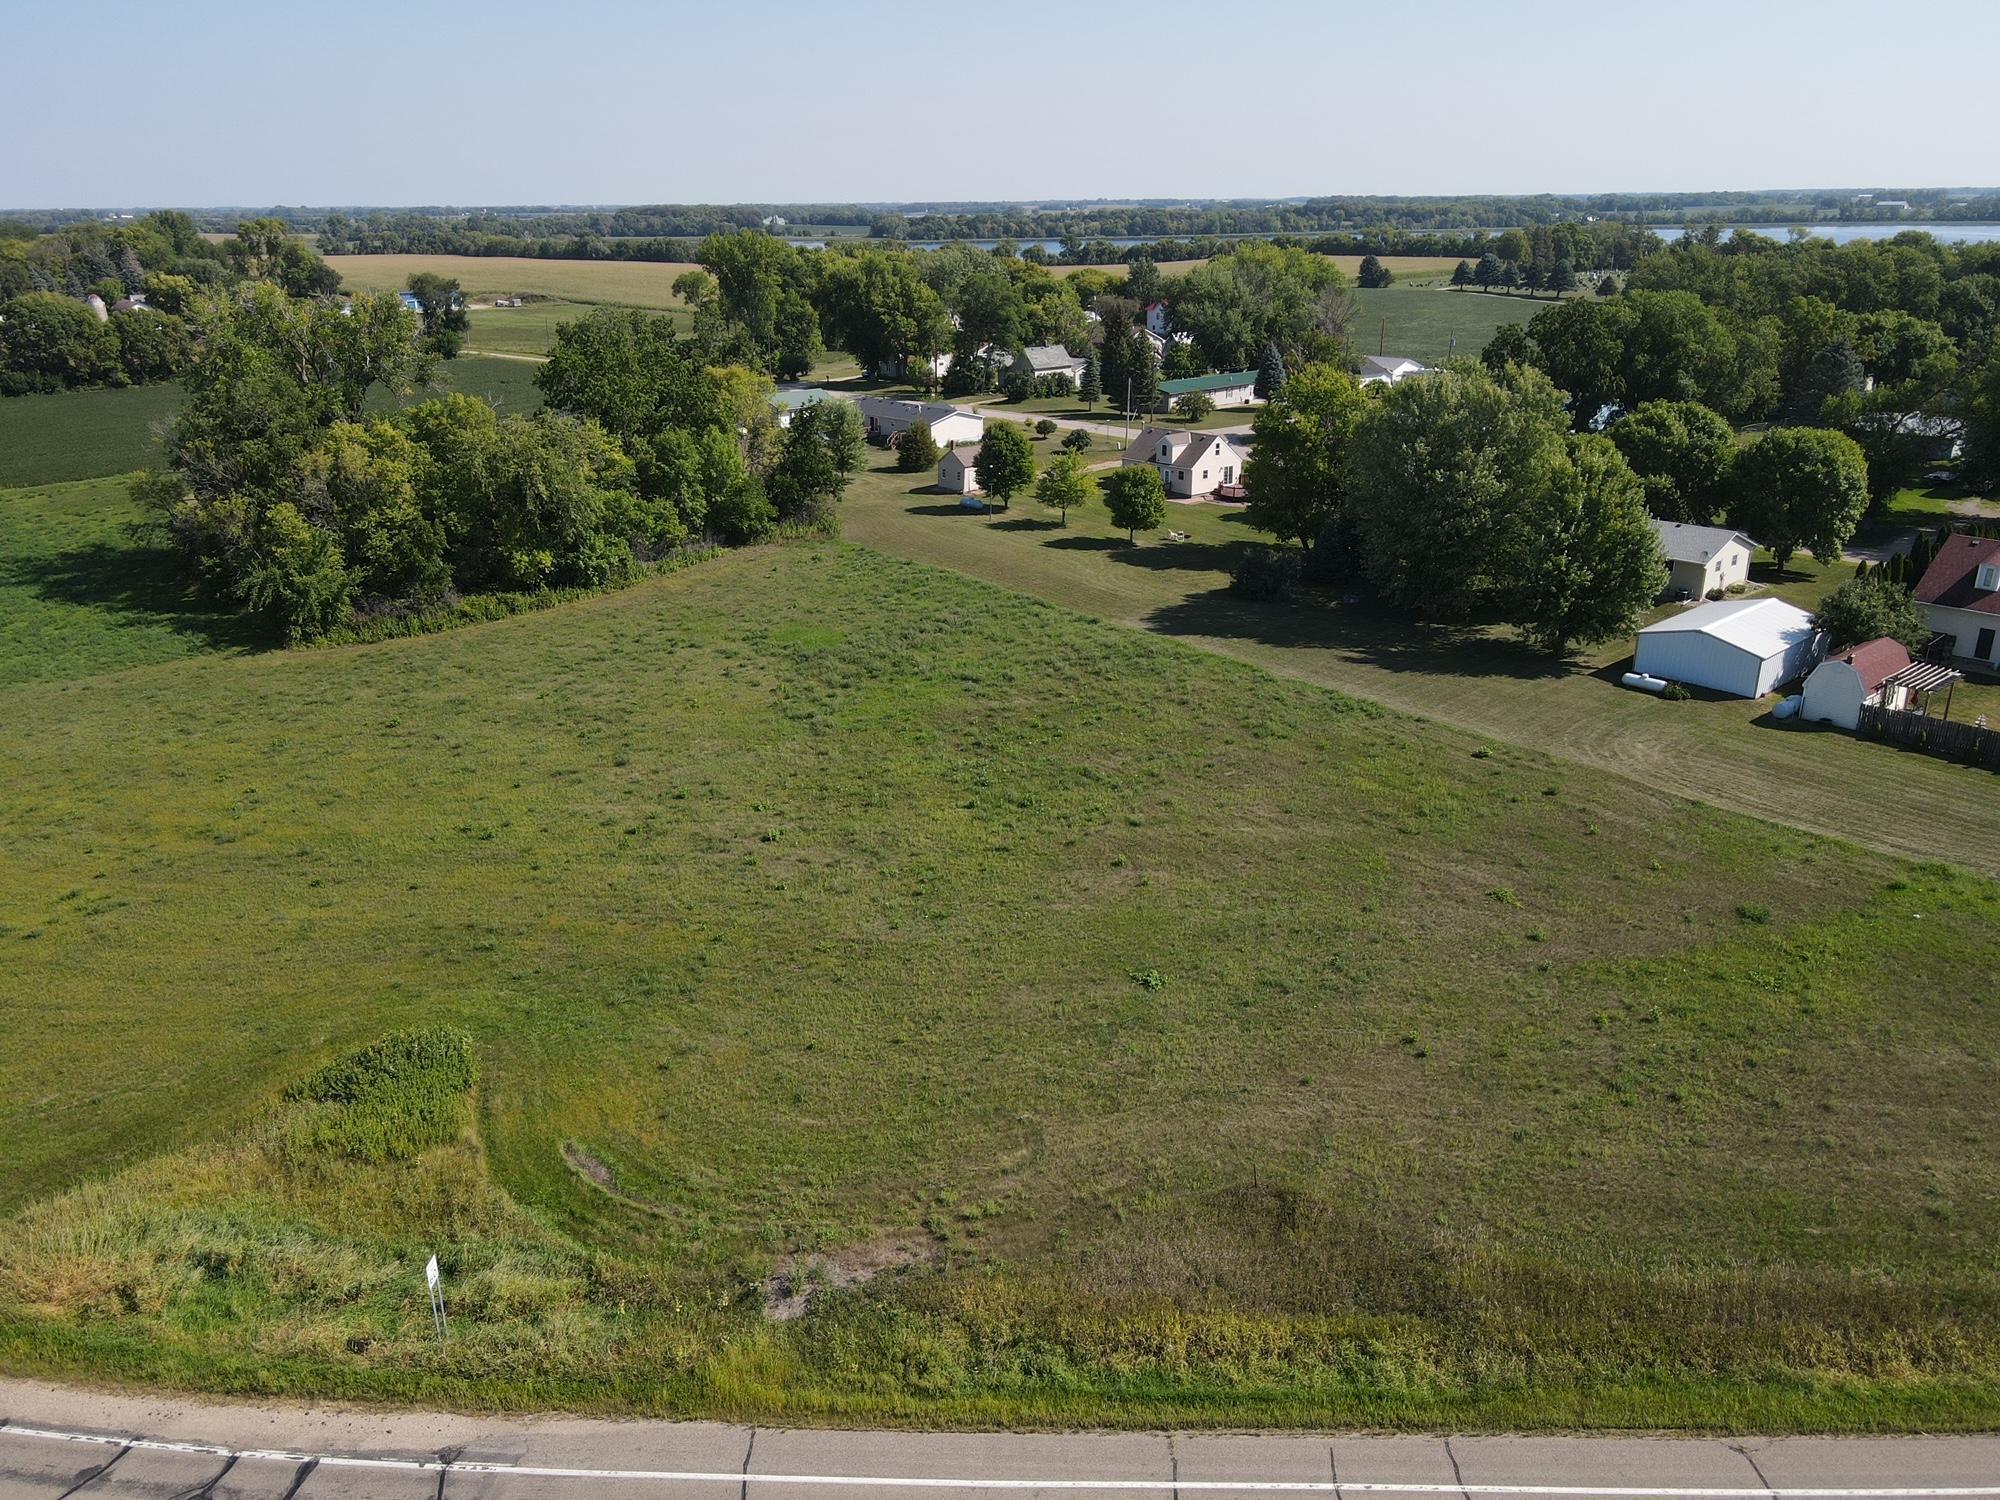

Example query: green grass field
[0,381,181,488]
[0,475,265,684]
[1,468,1998,1429]
[0,357,545,492]
[836,454,2000,875]
[1349,286,1546,364]
[329,254,700,308]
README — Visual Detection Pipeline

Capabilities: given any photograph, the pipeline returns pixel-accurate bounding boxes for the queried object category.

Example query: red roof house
[1913,534,2000,666]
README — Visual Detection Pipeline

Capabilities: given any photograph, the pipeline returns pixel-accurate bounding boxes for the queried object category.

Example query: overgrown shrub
[281,1028,477,1164]
[1231,545,1303,600]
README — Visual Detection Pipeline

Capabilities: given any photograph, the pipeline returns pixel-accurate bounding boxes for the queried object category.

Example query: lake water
[1651,222,2000,245]
[788,225,2000,254]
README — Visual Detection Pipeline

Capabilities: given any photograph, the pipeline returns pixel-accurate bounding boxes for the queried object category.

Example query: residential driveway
[951,399,1254,443]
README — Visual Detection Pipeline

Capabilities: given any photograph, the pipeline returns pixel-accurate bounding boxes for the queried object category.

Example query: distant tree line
[0,213,345,396]
[1480,229,2000,495]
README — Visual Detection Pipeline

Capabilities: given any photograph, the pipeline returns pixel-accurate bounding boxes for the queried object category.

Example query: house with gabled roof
[1649,519,1756,599]
[1914,532,2000,667]
[1358,354,1433,386]
[1011,345,1088,387]
[856,396,983,449]
[1122,427,1247,499]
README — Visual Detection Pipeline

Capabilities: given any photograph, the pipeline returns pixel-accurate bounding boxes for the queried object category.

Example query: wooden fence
[1856,704,2000,771]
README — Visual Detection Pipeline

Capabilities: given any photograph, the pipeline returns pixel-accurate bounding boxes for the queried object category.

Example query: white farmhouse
[1650,520,1756,600]
[1633,597,1820,698]
[1914,533,2000,667]
[1122,428,1247,499]
[1357,354,1432,386]
[856,396,984,449]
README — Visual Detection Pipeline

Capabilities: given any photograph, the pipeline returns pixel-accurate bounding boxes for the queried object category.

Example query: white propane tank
[1621,672,1668,694]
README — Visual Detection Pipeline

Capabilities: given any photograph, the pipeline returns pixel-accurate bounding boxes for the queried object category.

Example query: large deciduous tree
[1728,426,1870,571]
[975,420,1035,506]
[405,273,469,358]
[1608,399,1736,523]
[1101,462,1167,542]
[1171,242,1354,370]
[1811,573,1930,651]
[1347,363,1570,616]
[1503,434,1666,655]
[1241,362,1367,555]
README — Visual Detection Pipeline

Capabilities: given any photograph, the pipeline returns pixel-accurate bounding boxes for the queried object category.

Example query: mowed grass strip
[838,456,2000,874]
[0,474,264,684]
[0,537,1997,1425]
[329,253,700,308]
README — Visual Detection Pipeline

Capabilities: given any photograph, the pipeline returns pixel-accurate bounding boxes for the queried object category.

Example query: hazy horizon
[8,0,1998,210]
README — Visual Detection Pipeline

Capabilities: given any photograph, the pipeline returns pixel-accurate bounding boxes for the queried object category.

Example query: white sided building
[1800,638,1914,730]
[1650,520,1756,600]
[856,396,984,449]
[1122,428,1247,499]
[1633,597,1820,699]
[938,445,981,496]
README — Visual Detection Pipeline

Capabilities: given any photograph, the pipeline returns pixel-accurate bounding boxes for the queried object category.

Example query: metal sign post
[425,1254,447,1342]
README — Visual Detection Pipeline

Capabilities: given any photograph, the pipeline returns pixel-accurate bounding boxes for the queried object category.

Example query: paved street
[2,1379,1996,1498]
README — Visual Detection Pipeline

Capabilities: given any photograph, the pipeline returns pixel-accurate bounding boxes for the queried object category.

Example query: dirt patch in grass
[763,1234,937,1321]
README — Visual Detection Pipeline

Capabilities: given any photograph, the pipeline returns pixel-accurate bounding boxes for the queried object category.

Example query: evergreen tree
[1474,252,1502,291]
[1098,317,1133,414]
[1079,349,1102,409]
[896,419,940,472]
[1255,340,1288,401]
[1127,338,1161,415]
[1548,258,1578,295]
[1357,255,1392,289]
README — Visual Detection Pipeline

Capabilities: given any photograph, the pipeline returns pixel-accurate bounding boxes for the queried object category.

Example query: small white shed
[938,445,981,496]
[1633,598,1820,698]
[1800,638,1913,730]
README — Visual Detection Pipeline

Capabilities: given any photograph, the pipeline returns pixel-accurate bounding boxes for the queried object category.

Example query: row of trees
[140,288,860,641]
[1240,361,1773,656]
[672,233,1359,409]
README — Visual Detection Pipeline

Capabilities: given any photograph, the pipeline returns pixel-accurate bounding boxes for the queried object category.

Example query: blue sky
[7,0,1996,208]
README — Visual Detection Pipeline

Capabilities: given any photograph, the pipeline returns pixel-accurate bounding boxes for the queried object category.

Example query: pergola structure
[1883,659,1967,720]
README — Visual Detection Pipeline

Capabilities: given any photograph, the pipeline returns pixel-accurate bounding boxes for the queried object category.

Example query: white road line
[1,1422,1995,1498]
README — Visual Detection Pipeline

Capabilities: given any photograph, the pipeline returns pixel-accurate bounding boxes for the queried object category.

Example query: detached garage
[1634,598,1820,699]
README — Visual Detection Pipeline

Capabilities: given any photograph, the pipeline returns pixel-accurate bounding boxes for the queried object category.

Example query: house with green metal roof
[1155,369,1260,411]
[769,387,832,427]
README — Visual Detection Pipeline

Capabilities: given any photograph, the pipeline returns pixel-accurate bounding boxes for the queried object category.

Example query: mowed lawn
[1350,285,1547,364]
[2,512,1997,1427]
[329,253,699,308]
[838,455,2000,874]
[0,357,546,494]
